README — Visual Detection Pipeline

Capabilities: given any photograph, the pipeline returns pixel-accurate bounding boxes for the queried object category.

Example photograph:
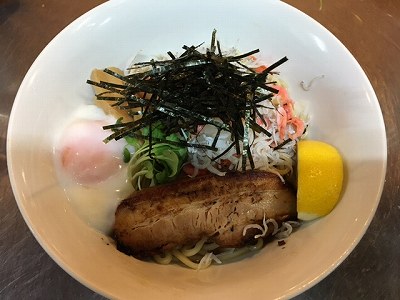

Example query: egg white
[53,105,134,234]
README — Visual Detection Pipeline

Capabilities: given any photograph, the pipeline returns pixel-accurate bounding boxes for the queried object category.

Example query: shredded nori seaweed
[87,30,288,171]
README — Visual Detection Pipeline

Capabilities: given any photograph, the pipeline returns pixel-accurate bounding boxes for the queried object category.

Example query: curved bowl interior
[7,0,386,299]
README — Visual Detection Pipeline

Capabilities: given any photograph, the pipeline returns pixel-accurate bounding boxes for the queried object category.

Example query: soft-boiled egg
[54,105,135,234]
[60,119,123,185]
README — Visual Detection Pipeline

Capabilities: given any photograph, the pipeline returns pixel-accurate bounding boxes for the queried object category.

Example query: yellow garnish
[297,140,343,221]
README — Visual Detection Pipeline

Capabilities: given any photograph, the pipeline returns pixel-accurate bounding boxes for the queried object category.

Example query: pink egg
[59,120,125,185]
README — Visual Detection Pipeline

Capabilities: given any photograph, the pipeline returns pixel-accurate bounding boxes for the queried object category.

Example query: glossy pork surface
[113,171,297,255]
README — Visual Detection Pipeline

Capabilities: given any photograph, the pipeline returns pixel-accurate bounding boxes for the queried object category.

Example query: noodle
[153,252,173,265]
[171,249,201,270]
[215,238,264,262]
[181,237,208,257]
[153,218,299,269]
[275,222,293,239]
[197,253,222,270]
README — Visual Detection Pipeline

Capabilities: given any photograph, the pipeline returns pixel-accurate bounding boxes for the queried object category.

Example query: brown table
[1,1,399,299]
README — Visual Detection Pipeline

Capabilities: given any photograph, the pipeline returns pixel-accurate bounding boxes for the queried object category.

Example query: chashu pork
[113,171,297,256]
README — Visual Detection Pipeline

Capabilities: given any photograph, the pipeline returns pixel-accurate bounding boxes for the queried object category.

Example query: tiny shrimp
[273,85,305,141]
[288,117,305,140]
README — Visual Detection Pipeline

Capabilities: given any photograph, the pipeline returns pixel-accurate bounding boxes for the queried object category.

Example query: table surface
[1,1,399,299]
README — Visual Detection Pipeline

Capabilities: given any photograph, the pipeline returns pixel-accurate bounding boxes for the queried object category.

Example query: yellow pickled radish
[297,140,344,221]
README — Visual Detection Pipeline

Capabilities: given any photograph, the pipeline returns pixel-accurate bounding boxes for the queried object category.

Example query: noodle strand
[153,252,173,265]
[171,249,202,270]
[181,237,208,257]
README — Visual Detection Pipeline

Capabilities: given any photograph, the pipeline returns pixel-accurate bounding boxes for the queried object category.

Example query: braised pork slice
[113,171,297,256]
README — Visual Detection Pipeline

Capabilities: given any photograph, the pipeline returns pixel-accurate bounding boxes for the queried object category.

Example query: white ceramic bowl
[7,0,387,299]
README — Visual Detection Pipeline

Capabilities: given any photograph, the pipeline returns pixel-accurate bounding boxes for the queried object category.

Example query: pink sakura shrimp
[272,84,305,141]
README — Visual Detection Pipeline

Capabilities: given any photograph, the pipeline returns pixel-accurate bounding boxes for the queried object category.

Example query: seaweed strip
[210,141,236,162]
[87,30,290,169]
[260,56,288,75]
[273,138,292,150]
[211,128,222,148]
[167,51,176,60]
[229,49,260,61]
